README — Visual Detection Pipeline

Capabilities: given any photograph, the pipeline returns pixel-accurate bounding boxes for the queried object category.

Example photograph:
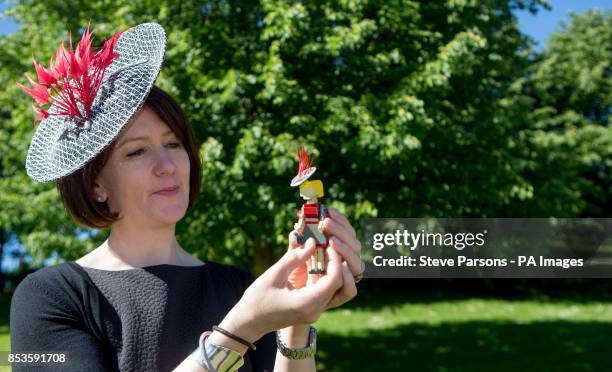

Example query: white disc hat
[290,147,317,187]
[19,22,167,183]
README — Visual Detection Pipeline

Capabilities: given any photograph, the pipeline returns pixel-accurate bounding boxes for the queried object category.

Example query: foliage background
[1,0,611,370]
[3,0,609,275]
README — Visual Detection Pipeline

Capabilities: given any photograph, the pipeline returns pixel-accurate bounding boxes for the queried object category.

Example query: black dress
[9,261,276,371]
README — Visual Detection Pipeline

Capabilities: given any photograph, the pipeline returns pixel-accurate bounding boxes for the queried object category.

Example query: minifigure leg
[309,251,319,274]
[309,247,326,274]
[317,247,326,273]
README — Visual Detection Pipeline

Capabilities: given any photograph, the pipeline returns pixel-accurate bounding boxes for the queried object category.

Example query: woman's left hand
[287,208,364,309]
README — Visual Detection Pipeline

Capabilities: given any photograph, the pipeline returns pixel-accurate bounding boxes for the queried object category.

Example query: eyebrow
[116,130,175,149]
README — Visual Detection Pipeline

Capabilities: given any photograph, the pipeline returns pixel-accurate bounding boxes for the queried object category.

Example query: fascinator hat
[290,147,316,187]
[17,21,167,183]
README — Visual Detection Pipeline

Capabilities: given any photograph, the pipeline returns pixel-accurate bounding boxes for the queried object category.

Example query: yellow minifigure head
[299,180,324,200]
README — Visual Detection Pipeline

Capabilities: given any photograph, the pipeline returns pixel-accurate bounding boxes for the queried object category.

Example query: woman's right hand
[220,237,345,344]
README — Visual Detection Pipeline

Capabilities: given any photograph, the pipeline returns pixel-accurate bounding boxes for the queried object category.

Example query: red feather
[33,56,57,86]
[16,76,50,105]
[296,147,315,176]
[16,19,122,123]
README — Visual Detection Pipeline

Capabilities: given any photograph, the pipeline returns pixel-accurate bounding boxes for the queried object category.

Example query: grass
[0,292,10,372]
[1,284,611,371]
[313,284,612,371]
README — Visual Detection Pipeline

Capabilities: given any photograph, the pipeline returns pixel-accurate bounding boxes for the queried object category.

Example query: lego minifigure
[291,148,330,274]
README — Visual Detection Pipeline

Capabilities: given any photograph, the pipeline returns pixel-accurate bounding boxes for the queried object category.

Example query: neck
[102,219,184,269]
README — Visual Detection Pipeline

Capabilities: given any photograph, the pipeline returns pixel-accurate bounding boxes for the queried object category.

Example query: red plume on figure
[290,146,317,187]
[296,147,315,177]
[16,19,122,122]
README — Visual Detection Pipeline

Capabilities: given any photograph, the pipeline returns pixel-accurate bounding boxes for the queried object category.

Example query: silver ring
[353,260,365,283]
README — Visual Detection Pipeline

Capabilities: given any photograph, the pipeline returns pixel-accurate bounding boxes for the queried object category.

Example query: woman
[10,22,364,372]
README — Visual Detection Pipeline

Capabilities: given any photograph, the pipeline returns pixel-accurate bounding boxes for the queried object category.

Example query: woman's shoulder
[13,262,90,304]
[205,260,250,274]
[203,261,255,291]
[11,262,86,317]
[23,261,85,284]
[16,262,73,287]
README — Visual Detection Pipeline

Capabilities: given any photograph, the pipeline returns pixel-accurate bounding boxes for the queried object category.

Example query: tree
[0,0,549,274]
[514,10,612,217]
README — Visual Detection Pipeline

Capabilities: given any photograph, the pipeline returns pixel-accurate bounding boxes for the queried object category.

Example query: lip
[153,185,179,196]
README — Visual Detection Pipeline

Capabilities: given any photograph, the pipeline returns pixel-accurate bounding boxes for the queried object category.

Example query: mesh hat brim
[25,22,167,183]
[291,167,316,187]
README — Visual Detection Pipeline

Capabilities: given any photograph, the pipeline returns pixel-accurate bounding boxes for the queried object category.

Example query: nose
[153,147,176,177]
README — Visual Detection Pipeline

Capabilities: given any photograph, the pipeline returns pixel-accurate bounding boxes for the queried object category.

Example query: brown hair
[57,85,202,228]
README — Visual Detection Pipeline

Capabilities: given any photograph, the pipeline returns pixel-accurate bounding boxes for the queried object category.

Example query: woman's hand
[221,237,345,344]
[320,208,364,308]
[217,208,363,348]
[287,231,311,290]
[288,208,364,309]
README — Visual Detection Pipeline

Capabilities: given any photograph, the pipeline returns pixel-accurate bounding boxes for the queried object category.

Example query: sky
[1,1,611,47]
[515,0,610,50]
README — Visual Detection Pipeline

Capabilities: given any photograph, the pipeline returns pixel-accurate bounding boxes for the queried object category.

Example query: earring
[96,196,105,202]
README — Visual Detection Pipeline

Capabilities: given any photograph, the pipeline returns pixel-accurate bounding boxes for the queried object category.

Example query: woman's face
[94,106,191,227]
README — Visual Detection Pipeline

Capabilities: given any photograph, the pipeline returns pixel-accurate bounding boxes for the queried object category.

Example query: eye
[167,142,183,149]
[127,148,145,157]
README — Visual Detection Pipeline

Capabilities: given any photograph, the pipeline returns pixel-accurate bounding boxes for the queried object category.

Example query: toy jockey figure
[291,148,330,274]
